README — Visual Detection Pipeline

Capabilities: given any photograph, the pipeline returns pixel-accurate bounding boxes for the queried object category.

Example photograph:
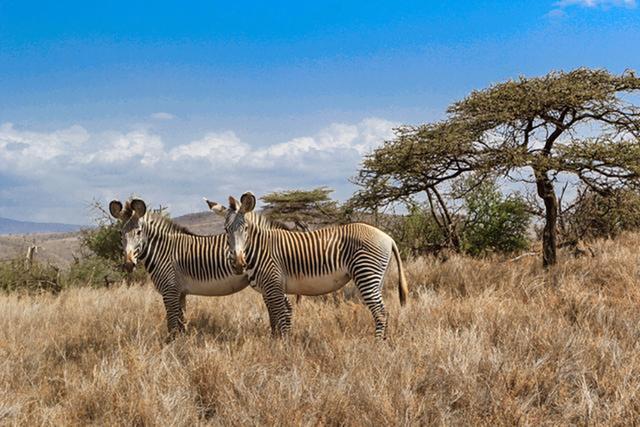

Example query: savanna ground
[2,234,640,425]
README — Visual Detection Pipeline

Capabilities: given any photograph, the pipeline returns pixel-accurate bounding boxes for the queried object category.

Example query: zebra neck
[245,223,263,269]
[140,225,178,273]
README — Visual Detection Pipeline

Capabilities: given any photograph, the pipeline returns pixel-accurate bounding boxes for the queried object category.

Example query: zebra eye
[136,229,142,236]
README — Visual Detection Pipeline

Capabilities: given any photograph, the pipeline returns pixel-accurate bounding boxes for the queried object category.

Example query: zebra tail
[391,241,409,306]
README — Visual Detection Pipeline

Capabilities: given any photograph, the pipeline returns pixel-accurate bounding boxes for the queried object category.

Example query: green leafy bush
[460,180,531,256]
[390,203,450,257]
[0,259,62,293]
[65,255,121,287]
[79,222,122,263]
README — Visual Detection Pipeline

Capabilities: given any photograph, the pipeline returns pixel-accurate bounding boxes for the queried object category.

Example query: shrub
[390,203,450,257]
[460,180,531,256]
[72,202,147,287]
[564,187,640,241]
[65,256,121,287]
[79,222,122,263]
[0,258,62,293]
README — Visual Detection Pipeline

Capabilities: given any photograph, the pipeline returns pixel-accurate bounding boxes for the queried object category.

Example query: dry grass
[2,233,640,425]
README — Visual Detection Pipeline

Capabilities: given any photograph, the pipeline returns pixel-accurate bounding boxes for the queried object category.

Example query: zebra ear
[203,197,227,216]
[239,192,256,213]
[130,199,147,218]
[109,200,123,219]
[228,196,241,212]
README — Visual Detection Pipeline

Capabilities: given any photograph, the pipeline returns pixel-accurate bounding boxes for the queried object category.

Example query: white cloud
[168,131,249,166]
[84,130,165,166]
[0,123,90,173]
[249,118,397,168]
[553,0,636,9]
[150,112,175,120]
[548,0,635,18]
[0,118,398,223]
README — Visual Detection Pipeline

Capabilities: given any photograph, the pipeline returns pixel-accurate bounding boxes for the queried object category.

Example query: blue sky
[1,0,639,224]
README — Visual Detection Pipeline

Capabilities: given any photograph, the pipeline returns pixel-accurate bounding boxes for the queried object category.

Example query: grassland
[2,233,640,425]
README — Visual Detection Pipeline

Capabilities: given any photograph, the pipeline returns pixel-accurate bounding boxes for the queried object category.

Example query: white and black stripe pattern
[133,213,246,336]
[110,198,289,339]
[223,193,409,339]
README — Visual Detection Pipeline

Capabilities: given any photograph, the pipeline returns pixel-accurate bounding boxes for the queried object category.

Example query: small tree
[354,68,640,267]
[261,187,343,230]
[458,179,531,256]
[79,201,122,262]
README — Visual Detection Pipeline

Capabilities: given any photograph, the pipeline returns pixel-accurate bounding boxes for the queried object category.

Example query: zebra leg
[180,292,187,328]
[262,285,292,337]
[163,290,186,340]
[282,295,293,334]
[274,293,293,336]
[262,293,278,336]
[352,264,388,339]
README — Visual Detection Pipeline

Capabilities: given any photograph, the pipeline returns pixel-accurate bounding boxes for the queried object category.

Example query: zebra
[206,192,409,339]
[108,198,289,339]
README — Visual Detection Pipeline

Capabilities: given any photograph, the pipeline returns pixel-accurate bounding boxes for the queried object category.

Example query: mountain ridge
[0,216,83,235]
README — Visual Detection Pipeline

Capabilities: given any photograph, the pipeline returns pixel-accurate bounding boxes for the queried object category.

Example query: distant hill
[172,211,224,235]
[0,216,83,235]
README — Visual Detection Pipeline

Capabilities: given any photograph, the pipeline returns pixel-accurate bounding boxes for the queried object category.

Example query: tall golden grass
[2,233,640,425]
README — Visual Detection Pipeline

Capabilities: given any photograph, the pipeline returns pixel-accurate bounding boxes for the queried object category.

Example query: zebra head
[109,198,148,272]
[204,193,256,274]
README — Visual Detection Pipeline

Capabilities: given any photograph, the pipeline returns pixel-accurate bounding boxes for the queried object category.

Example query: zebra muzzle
[233,253,247,274]
[122,261,135,273]
[123,252,136,272]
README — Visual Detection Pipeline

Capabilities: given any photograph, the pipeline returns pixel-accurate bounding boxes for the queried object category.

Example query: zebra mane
[140,210,291,237]
[141,212,201,236]
[246,212,293,231]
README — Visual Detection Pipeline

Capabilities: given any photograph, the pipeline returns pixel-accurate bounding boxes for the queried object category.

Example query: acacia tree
[261,187,342,230]
[354,68,640,266]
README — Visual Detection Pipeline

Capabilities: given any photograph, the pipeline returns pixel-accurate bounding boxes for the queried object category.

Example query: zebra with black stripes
[109,198,287,339]
[205,192,409,339]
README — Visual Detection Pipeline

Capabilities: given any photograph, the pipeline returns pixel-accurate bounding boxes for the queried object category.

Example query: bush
[390,203,450,257]
[80,222,122,263]
[0,258,62,293]
[460,180,531,256]
[71,202,148,287]
[564,187,640,241]
[65,256,119,287]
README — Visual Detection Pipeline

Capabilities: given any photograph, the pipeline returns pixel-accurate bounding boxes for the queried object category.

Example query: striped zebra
[108,198,287,339]
[206,192,409,339]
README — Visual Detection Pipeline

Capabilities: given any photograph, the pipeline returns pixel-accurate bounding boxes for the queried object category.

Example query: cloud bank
[549,0,636,17]
[0,118,397,224]
[555,0,636,7]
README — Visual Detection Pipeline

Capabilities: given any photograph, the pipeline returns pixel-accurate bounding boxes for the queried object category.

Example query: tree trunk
[535,169,558,267]
[426,188,461,253]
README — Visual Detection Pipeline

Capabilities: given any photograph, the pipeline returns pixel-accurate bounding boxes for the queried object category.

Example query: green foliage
[390,203,449,257]
[80,223,122,263]
[65,255,146,287]
[261,187,344,229]
[459,180,531,256]
[74,200,147,287]
[564,187,640,241]
[0,259,62,293]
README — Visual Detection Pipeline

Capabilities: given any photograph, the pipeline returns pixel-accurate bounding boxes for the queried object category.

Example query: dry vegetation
[2,233,640,425]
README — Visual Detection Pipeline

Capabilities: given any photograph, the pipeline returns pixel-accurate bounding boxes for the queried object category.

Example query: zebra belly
[285,271,350,296]
[182,274,249,296]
